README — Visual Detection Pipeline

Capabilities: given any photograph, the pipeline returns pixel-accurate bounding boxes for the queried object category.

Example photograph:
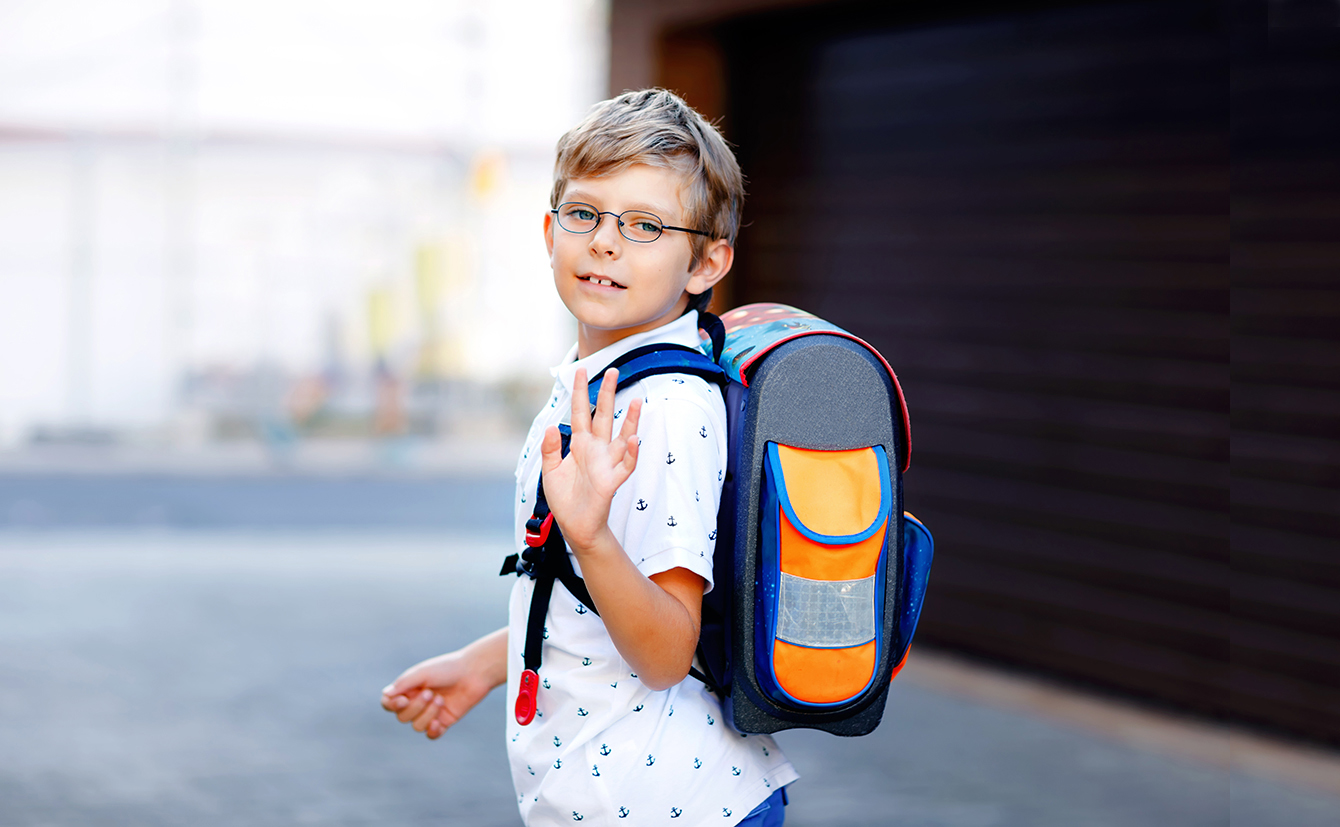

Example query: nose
[589,212,622,256]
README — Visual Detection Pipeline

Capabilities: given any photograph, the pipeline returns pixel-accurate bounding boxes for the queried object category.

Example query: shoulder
[627,372,725,420]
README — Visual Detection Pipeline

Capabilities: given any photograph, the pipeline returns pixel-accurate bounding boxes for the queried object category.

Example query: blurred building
[610,0,1337,746]
[0,0,609,444]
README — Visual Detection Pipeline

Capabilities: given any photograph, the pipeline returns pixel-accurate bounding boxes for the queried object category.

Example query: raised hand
[539,368,643,552]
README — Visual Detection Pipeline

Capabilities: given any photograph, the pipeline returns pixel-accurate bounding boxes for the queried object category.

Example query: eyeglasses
[551,202,710,244]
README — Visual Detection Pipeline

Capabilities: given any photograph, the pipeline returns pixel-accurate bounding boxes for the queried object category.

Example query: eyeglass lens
[556,203,664,243]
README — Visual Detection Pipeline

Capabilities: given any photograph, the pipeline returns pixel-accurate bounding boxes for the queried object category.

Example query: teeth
[589,278,616,287]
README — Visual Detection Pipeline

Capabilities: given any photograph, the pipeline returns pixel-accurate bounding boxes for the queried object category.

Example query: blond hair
[551,89,744,311]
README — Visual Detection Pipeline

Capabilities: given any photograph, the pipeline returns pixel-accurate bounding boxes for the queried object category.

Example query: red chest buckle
[515,668,540,725]
[525,513,554,548]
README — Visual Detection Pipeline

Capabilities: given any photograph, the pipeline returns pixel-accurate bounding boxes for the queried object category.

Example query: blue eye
[567,207,596,222]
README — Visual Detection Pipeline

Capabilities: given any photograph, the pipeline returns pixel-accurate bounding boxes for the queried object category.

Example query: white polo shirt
[506,311,798,827]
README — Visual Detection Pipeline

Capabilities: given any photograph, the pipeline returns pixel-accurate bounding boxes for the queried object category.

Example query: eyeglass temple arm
[662,225,712,237]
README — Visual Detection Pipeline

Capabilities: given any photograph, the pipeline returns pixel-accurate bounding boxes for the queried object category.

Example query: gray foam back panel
[725,335,906,736]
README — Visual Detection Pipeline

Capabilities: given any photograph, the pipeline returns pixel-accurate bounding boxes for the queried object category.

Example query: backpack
[502,303,934,737]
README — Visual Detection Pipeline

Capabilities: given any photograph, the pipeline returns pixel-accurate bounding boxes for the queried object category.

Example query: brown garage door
[718,0,1239,728]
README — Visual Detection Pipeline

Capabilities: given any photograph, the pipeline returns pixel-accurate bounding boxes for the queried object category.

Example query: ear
[543,210,556,258]
[685,238,734,298]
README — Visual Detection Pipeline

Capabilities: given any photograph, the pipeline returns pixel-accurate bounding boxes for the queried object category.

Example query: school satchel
[700,303,932,737]
[502,303,933,737]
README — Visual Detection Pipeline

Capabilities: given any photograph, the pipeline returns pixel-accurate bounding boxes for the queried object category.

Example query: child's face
[545,163,730,358]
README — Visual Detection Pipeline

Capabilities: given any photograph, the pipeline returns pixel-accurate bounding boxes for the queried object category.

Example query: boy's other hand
[380,639,503,740]
[540,367,643,551]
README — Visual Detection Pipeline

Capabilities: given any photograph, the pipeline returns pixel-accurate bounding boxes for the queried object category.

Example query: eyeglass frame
[550,201,711,244]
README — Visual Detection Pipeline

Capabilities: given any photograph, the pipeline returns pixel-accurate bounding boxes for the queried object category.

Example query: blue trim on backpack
[763,443,891,545]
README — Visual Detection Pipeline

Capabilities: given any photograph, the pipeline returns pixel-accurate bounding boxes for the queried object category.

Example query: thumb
[539,424,563,476]
[383,670,425,698]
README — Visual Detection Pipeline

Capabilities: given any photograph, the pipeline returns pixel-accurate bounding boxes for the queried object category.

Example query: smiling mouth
[579,275,626,289]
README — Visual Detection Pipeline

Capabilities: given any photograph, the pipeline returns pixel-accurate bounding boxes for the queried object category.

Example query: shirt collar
[551,311,704,395]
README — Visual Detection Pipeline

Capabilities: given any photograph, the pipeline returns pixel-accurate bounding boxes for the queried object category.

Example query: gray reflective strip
[776,573,876,648]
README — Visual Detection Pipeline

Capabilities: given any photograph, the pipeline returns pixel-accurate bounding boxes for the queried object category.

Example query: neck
[575,303,692,359]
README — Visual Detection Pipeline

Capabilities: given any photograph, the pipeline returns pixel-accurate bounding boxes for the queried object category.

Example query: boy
[381,89,797,826]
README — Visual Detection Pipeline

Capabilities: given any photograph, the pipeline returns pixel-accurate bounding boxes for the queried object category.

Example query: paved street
[1,491,1337,825]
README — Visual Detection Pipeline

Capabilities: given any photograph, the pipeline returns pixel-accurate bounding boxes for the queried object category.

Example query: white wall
[0,0,609,438]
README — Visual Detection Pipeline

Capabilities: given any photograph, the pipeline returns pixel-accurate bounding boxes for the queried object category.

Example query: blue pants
[736,787,787,827]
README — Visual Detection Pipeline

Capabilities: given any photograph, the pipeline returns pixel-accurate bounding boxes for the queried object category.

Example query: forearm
[466,626,511,691]
[571,528,700,691]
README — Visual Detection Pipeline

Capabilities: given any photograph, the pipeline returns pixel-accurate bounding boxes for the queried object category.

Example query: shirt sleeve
[614,385,725,592]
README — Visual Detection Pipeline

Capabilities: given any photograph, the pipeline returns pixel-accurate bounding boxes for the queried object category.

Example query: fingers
[412,693,444,733]
[539,424,563,476]
[621,427,640,474]
[618,396,642,444]
[397,688,436,723]
[381,676,421,712]
[590,368,618,439]
[570,368,591,435]
[614,395,642,474]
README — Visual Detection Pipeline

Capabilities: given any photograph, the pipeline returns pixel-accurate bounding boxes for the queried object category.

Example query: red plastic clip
[525,513,554,548]
[515,668,540,725]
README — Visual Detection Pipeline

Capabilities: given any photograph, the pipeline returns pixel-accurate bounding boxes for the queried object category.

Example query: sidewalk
[0,433,523,478]
[2,531,1336,826]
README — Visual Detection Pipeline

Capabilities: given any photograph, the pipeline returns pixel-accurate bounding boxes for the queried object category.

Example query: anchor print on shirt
[591,764,600,777]
[554,736,562,747]
[762,746,770,757]
[699,426,707,438]
[668,705,674,717]
[553,759,563,769]
[572,812,583,821]
[543,678,551,689]
[671,807,683,818]
[695,490,699,502]
[707,713,715,726]
[575,604,587,615]
[718,469,724,481]
[543,626,549,640]
[610,680,618,689]
[731,767,742,776]
[672,378,684,384]
[577,707,589,717]
[600,744,612,756]
[709,529,717,541]
[635,499,648,512]
[722,809,733,818]
[645,754,656,766]
[618,807,630,818]
[527,765,534,775]
[582,657,593,666]
[666,452,675,465]
[666,516,677,527]
[693,758,702,769]
[633,703,644,712]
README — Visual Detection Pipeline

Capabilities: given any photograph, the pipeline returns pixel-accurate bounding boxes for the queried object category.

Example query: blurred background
[3,0,1339,825]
